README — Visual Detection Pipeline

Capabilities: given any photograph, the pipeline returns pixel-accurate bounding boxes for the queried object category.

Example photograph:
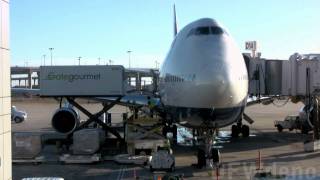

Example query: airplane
[158,10,249,137]
[12,5,261,165]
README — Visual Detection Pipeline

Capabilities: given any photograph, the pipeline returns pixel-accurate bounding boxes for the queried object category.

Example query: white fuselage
[159,18,248,128]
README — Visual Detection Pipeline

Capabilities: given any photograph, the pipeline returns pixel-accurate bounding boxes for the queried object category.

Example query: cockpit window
[187,26,226,37]
[211,26,224,35]
[195,27,210,35]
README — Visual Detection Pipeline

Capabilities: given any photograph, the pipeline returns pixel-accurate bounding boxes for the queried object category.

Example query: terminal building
[0,0,12,179]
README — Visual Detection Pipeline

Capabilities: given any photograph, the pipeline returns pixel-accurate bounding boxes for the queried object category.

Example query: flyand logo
[45,72,101,82]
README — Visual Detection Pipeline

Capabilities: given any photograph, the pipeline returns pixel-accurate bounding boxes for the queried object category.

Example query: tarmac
[11,98,320,179]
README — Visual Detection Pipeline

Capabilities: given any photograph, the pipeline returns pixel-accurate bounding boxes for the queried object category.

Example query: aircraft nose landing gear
[195,130,221,169]
[162,124,178,144]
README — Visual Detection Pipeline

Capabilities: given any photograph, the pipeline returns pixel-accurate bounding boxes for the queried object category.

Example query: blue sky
[10,0,320,68]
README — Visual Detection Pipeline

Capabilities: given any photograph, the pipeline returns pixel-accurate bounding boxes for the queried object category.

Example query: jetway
[247,53,320,146]
[247,53,320,97]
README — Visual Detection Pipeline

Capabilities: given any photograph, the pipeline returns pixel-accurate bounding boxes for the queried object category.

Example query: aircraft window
[187,26,227,37]
[211,26,224,35]
[195,27,210,35]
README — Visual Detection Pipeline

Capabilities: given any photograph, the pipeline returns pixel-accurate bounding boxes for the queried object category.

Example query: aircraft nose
[195,68,235,108]
[195,36,248,108]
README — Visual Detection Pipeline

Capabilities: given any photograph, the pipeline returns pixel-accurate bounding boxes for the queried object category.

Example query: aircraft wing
[92,95,161,108]
[246,96,276,106]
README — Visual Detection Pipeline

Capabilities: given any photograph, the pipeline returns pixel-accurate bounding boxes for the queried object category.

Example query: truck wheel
[150,166,154,172]
[277,125,283,132]
[14,117,23,123]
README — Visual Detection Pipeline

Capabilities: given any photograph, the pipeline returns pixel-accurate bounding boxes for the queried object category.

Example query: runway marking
[117,165,126,180]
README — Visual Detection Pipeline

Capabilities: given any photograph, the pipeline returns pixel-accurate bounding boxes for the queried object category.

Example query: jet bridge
[247,53,320,97]
[247,53,320,144]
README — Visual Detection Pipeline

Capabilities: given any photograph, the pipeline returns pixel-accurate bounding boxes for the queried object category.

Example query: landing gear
[196,148,206,169]
[211,148,220,165]
[231,121,250,138]
[231,125,240,137]
[241,124,250,137]
[195,130,221,169]
[162,124,178,143]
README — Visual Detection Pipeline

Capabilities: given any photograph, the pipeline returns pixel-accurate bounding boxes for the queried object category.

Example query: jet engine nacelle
[298,105,314,133]
[51,107,80,134]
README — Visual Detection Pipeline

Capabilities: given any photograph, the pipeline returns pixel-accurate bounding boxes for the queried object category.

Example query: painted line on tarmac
[117,165,126,180]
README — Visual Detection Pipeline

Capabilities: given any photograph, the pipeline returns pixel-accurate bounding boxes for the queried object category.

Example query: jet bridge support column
[313,98,320,140]
[136,73,141,91]
[28,69,32,89]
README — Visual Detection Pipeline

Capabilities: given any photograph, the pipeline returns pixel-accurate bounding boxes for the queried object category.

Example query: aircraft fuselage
[159,18,248,128]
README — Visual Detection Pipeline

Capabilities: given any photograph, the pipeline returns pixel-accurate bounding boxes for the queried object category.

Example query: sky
[10,0,320,68]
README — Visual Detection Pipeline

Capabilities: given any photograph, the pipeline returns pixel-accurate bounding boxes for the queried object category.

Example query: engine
[299,105,314,131]
[51,107,80,134]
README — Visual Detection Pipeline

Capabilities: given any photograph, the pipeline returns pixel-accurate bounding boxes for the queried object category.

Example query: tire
[211,149,220,163]
[276,125,283,132]
[150,166,154,172]
[197,149,206,168]
[14,117,23,123]
[231,125,239,138]
[162,126,168,137]
[301,126,309,134]
[241,125,250,137]
[139,151,146,156]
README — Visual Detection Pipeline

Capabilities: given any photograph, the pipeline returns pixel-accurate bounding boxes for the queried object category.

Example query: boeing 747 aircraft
[12,5,253,165]
[159,16,249,135]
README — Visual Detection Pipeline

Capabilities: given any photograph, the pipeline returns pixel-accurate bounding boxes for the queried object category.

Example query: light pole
[127,50,132,68]
[43,55,46,66]
[77,56,82,66]
[155,60,159,69]
[109,59,113,65]
[98,57,101,65]
[49,48,54,65]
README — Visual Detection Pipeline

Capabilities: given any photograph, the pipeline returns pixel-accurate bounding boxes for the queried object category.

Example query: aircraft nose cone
[195,60,243,108]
